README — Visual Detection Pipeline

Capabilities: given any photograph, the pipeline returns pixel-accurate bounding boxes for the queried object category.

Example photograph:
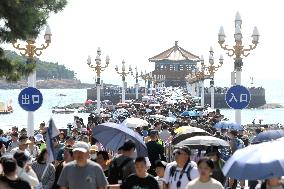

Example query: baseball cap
[73,141,90,153]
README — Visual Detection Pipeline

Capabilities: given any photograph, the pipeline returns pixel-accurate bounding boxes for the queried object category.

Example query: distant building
[149,41,199,87]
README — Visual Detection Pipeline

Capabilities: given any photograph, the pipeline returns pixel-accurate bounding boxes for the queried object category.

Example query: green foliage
[0,0,67,81]
[4,50,75,80]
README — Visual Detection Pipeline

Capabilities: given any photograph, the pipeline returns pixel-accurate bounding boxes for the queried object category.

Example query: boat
[0,100,13,114]
[52,108,75,114]
[56,93,67,97]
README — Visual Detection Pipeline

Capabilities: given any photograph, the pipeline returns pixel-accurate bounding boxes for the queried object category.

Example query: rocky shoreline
[258,103,283,109]
[0,79,95,89]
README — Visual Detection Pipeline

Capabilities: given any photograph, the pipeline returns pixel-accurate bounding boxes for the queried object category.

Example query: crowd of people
[0,88,283,189]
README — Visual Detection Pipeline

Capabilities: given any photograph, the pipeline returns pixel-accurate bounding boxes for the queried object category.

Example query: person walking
[228,130,245,189]
[57,141,108,189]
[96,151,110,177]
[14,151,39,188]
[163,146,199,189]
[205,149,226,186]
[32,148,56,189]
[120,157,160,189]
[186,158,224,189]
[7,132,19,152]
[0,157,31,189]
[52,145,74,189]
[146,130,166,176]
[108,140,136,184]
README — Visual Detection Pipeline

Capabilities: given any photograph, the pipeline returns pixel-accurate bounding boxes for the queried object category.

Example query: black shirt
[0,176,31,189]
[146,141,166,166]
[121,174,159,189]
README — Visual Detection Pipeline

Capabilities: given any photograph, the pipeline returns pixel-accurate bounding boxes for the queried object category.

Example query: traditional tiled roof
[149,41,199,62]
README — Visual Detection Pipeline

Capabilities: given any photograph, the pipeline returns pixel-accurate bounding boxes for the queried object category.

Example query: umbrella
[150,114,165,120]
[166,100,177,105]
[214,121,243,130]
[251,130,284,144]
[92,122,148,156]
[222,140,284,180]
[149,104,161,107]
[85,99,94,104]
[175,136,229,147]
[172,127,211,145]
[122,118,148,128]
[180,110,201,117]
[165,117,176,123]
[0,137,8,142]
[174,126,191,134]
[146,108,152,113]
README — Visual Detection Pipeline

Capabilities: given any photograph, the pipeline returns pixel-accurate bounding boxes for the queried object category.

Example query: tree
[0,0,67,81]
[4,50,76,80]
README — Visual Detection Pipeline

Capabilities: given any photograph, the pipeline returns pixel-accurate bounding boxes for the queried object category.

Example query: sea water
[0,86,284,131]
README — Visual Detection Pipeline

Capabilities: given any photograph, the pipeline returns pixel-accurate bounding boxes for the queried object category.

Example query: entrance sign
[225,85,250,109]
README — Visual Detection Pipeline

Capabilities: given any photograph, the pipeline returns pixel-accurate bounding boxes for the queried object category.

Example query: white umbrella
[122,117,148,128]
[149,104,161,107]
[175,136,229,147]
[166,100,176,105]
[150,114,165,120]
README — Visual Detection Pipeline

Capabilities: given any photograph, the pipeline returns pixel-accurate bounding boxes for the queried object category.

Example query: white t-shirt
[163,161,199,189]
[186,178,224,189]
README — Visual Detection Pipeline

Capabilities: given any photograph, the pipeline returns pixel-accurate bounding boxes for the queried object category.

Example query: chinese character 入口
[240,94,248,102]
[229,93,238,103]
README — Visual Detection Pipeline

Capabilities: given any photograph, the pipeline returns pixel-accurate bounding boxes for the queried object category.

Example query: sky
[3,0,284,87]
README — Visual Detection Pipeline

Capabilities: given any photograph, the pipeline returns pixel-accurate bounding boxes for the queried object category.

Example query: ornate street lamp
[133,66,140,100]
[115,60,132,103]
[140,70,150,96]
[87,47,110,114]
[12,25,52,136]
[200,47,223,109]
[218,12,259,124]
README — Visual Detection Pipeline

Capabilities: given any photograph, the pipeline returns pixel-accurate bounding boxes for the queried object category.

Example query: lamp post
[218,12,259,124]
[87,47,110,114]
[140,71,147,96]
[140,70,150,96]
[115,60,132,103]
[200,47,223,109]
[13,26,52,137]
[186,70,197,97]
[193,63,206,107]
[148,73,153,96]
[133,66,139,100]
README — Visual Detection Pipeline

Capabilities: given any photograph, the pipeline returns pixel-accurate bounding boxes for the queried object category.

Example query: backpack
[108,157,132,184]
[169,163,193,182]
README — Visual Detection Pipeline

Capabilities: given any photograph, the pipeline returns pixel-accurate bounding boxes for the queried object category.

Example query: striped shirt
[32,162,55,189]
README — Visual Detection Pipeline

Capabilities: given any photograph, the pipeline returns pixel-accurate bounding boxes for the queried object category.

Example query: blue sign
[18,87,43,111]
[225,85,250,109]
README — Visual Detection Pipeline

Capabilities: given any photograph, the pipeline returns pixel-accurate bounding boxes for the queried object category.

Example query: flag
[46,118,60,162]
